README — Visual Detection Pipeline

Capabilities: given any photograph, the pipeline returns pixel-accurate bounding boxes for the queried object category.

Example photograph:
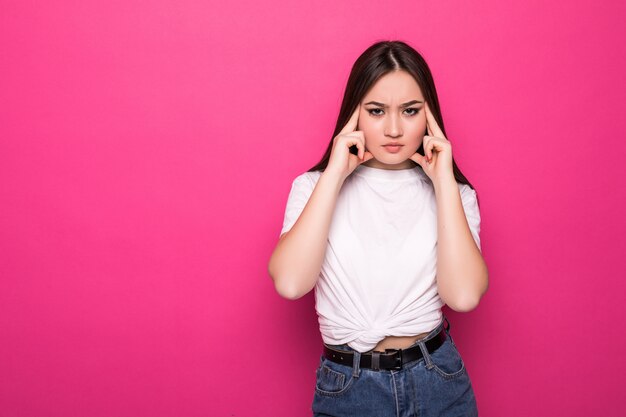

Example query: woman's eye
[367,109,384,116]
[405,108,420,116]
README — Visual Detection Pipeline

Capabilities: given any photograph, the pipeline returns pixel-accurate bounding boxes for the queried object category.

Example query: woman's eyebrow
[363,100,423,108]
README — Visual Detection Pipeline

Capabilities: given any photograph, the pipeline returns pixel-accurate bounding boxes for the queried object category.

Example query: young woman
[268,40,488,417]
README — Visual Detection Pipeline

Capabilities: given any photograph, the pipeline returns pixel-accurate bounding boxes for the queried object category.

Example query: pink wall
[1,1,625,415]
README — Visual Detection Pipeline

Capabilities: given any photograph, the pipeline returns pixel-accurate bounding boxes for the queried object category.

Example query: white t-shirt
[280,164,482,353]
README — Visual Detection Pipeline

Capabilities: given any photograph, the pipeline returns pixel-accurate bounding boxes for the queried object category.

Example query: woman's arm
[433,176,489,312]
[268,170,344,300]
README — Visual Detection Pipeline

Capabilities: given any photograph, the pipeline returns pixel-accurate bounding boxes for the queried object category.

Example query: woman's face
[357,70,427,169]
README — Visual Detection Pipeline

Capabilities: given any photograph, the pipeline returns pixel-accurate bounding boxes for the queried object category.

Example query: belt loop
[417,340,434,369]
[371,351,380,371]
[352,350,362,378]
[444,315,451,334]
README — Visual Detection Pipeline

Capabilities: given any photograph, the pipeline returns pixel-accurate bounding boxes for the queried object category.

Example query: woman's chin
[366,154,415,169]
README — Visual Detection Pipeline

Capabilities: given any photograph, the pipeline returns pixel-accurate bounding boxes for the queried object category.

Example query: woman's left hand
[409,101,454,184]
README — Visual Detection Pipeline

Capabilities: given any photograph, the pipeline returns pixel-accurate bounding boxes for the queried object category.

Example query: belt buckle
[384,348,403,370]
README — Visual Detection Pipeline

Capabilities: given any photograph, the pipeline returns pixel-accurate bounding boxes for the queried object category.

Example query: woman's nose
[384,114,402,137]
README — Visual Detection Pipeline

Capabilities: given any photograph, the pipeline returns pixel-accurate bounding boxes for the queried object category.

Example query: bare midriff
[371,332,431,352]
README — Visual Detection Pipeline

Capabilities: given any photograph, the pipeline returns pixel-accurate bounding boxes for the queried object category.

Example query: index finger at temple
[425,102,443,137]
[340,105,360,134]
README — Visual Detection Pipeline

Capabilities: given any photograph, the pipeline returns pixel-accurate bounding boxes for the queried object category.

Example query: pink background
[2,1,625,415]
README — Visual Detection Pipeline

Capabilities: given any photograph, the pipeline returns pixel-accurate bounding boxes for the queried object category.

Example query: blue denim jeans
[312,317,478,416]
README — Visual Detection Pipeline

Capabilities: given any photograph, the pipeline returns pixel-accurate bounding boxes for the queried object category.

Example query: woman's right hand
[325,106,374,181]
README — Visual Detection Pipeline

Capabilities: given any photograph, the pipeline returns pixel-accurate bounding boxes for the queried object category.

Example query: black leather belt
[323,325,448,371]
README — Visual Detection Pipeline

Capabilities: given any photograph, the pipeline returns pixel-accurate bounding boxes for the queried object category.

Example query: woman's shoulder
[456,182,480,211]
[287,170,323,193]
[292,169,323,184]
[457,182,477,197]
[457,182,473,192]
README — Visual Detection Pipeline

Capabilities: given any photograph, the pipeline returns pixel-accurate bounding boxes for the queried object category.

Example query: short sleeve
[279,172,318,237]
[459,184,482,252]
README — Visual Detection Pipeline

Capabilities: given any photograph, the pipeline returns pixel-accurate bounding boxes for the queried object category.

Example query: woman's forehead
[364,72,423,103]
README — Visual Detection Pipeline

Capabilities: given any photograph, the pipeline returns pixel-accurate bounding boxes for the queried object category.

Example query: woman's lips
[383,144,403,153]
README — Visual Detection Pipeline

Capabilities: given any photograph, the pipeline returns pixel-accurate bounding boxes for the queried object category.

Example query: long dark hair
[308,40,479,205]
